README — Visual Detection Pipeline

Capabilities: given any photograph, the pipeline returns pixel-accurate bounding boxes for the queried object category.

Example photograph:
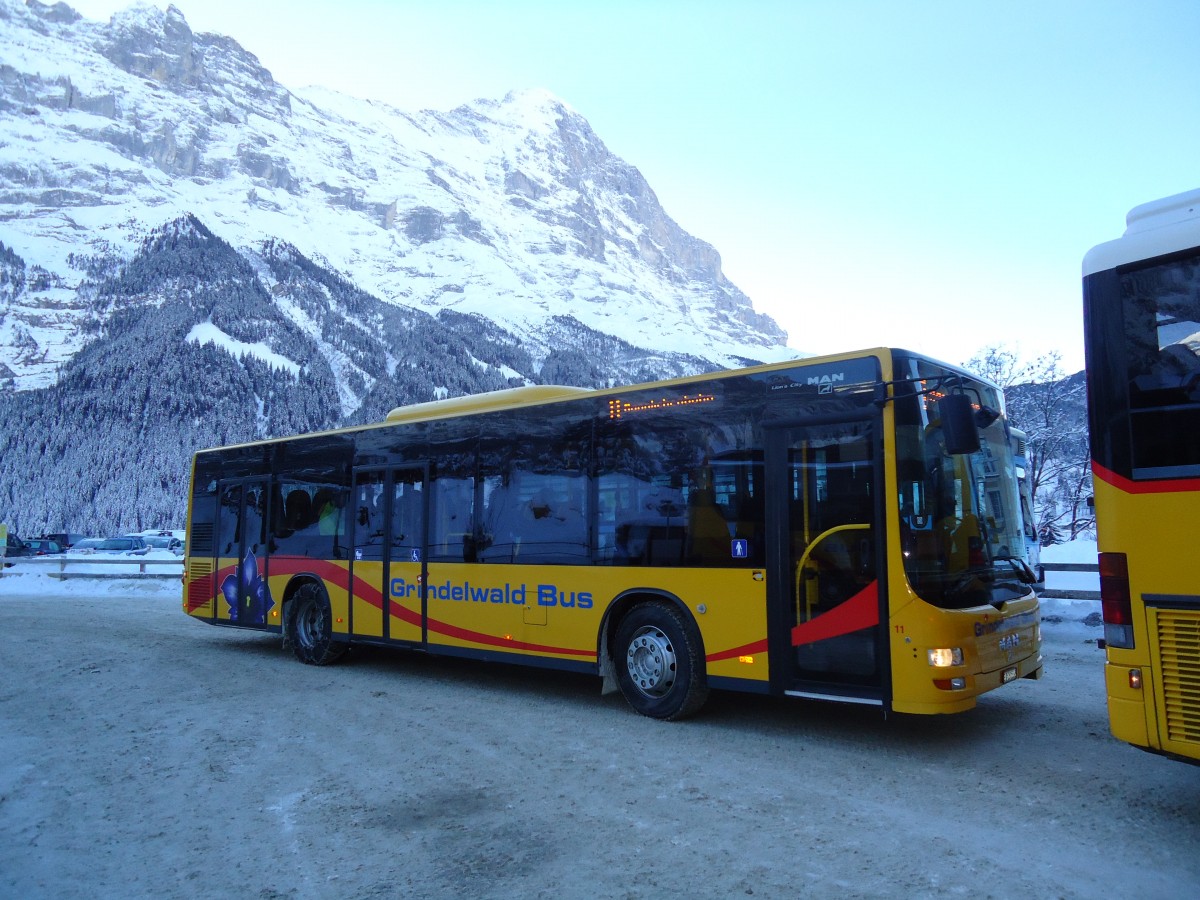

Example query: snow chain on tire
[285,582,347,666]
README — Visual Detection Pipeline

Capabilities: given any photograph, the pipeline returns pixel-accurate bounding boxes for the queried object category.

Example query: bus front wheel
[614,601,708,720]
[285,583,347,666]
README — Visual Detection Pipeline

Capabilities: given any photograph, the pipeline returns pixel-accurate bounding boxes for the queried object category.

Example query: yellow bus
[1084,189,1200,762]
[182,347,1042,719]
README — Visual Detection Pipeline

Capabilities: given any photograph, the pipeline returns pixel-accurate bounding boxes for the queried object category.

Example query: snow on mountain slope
[0,0,793,391]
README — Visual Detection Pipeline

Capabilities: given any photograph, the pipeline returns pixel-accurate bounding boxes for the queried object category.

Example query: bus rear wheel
[286,583,347,666]
[614,601,708,720]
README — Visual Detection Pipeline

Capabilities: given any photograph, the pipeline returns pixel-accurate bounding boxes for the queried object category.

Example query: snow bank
[1042,538,1097,564]
[1039,537,1101,606]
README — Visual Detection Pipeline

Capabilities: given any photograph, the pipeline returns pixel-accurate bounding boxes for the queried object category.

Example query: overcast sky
[69,0,1200,373]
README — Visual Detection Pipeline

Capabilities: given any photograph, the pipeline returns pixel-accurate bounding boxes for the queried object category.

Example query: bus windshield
[893,357,1030,609]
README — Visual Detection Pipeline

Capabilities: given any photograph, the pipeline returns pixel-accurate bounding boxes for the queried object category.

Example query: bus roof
[385,385,594,423]
[379,346,917,427]
[194,346,973,455]
[1083,187,1200,277]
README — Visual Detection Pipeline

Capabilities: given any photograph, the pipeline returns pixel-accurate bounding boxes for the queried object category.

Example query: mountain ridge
[0,0,793,394]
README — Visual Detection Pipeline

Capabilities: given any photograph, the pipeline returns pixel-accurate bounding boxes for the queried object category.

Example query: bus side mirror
[939,394,981,455]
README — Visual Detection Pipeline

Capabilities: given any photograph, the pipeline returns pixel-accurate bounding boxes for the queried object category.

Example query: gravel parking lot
[2,581,1198,899]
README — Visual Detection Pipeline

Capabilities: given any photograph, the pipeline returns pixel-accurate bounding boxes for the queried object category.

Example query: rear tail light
[1099,551,1134,649]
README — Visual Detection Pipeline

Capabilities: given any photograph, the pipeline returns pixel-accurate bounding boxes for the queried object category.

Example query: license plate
[1002,666,1018,683]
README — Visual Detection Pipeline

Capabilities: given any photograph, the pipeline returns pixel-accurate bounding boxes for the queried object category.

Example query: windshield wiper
[992,554,1037,585]
[943,566,996,602]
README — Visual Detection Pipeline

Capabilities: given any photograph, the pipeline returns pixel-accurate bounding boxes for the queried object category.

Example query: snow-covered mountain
[0,0,791,395]
[0,0,799,534]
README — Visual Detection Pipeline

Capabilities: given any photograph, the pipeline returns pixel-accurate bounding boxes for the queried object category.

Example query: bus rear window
[1120,254,1200,478]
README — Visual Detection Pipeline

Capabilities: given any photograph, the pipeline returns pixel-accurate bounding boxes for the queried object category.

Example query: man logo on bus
[807,372,845,394]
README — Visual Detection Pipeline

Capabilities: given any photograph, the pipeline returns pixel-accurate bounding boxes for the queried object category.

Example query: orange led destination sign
[607,392,717,419]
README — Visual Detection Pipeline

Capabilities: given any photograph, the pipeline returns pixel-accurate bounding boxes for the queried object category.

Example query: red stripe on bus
[269,556,590,657]
[706,639,770,663]
[791,582,879,647]
[427,619,596,658]
[1092,461,1200,494]
[184,572,217,613]
[268,556,349,583]
[185,561,238,614]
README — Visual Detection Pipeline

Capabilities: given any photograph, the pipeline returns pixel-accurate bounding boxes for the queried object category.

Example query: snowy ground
[1,571,1197,899]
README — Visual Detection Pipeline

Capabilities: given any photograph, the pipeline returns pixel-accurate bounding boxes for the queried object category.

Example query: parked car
[4,532,32,565]
[36,532,86,550]
[24,539,63,555]
[66,537,107,554]
[141,534,184,554]
[95,536,150,556]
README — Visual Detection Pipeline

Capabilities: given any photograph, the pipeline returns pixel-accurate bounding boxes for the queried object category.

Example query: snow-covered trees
[0,215,723,536]
[963,346,1093,544]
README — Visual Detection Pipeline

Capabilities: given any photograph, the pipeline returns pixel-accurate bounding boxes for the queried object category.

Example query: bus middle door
[353,467,426,645]
[766,420,886,702]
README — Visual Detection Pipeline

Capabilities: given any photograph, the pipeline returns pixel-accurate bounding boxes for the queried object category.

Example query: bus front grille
[1158,609,1200,744]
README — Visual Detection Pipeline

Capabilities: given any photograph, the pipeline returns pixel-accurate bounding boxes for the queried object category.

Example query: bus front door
[767,421,886,702]
[214,479,273,627]
[352,467,426,645]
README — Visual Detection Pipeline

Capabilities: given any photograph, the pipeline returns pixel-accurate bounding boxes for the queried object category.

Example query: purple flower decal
[221,551,274,625]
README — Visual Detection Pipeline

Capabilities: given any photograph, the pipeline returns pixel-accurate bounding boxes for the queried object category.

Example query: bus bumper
[1105,661,1152,748]
[892,652,1043,715]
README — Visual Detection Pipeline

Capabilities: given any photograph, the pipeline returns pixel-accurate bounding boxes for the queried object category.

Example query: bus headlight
[928,647,964,668]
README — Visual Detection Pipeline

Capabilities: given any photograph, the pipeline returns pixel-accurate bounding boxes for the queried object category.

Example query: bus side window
[430,476,474,562]
[517,473,588,564]
[597,472,647,564]
[245,485,267,556]
[271,482,350,558]
[684,486,731,563]
[353,476,387,561]
[218,483,242,557]
[478,474,515,562]
[285,488,313,531]
[272,483,315,554]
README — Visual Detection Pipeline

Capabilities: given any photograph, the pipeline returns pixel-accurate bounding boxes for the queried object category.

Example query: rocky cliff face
[0,0,791,395]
